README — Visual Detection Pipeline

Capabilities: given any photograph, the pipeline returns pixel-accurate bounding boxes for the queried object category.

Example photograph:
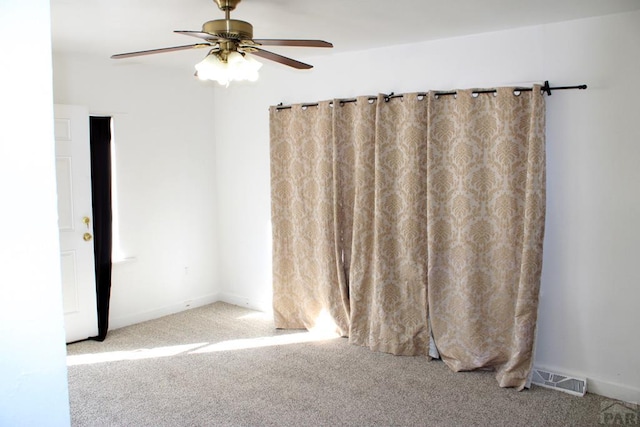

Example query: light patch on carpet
[191,331,340,354]
[67,343,209,366]
[67,330,340,366]
[236,311,273,321]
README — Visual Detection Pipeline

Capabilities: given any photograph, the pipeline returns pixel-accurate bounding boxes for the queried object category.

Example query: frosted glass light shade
[195,51,262,86]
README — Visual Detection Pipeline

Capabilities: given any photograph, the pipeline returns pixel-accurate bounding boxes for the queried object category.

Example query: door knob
[83,233,93,242]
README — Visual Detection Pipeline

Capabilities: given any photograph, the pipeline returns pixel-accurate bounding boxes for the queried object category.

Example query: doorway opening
[89,116,113,341]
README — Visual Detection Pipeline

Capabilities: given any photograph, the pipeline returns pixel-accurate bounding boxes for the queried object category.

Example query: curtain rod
[275,81,587,111]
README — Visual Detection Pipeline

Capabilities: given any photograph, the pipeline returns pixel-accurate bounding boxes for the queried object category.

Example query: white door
[54,104,99,343]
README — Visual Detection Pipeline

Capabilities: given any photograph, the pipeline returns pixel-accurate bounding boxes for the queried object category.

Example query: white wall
[213,11,640,402]
[53,55,220,328]
[0,1,71,425]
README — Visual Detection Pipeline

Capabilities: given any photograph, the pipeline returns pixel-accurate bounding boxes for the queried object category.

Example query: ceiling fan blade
[250,47,313,69]
[111,44,211,59]
[174,30,222,42]
[252,39,333,48]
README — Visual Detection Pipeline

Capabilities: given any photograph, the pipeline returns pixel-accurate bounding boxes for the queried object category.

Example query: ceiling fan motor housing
[203,19,253,41]
[214,0,241,11]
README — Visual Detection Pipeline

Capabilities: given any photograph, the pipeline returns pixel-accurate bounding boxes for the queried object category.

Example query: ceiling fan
[111,0,333,84]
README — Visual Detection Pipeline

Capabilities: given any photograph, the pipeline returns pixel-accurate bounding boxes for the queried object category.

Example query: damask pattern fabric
[425,88,546,389]
[347,95,431,356]
[269,102,350,335]
[269,86,545,389]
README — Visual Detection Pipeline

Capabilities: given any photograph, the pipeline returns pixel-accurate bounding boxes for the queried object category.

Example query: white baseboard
[109,293,220,330]
[216,291,271,313]
[588,379,640,405]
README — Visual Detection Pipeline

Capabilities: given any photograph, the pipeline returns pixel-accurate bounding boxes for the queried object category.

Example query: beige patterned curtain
[270,86,545,389]
[269,102,350,335]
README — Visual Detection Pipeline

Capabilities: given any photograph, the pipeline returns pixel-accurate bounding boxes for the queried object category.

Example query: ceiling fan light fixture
[227,51,262,82]
[195,50,262,86]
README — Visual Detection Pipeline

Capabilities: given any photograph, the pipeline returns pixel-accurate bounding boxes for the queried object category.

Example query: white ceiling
[51,0,640,69]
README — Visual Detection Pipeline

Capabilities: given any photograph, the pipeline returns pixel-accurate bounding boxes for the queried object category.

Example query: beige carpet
[67,302,610,426]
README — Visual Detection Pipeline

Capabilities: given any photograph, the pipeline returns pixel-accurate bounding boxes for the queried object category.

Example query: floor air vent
[531,368,587,396]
